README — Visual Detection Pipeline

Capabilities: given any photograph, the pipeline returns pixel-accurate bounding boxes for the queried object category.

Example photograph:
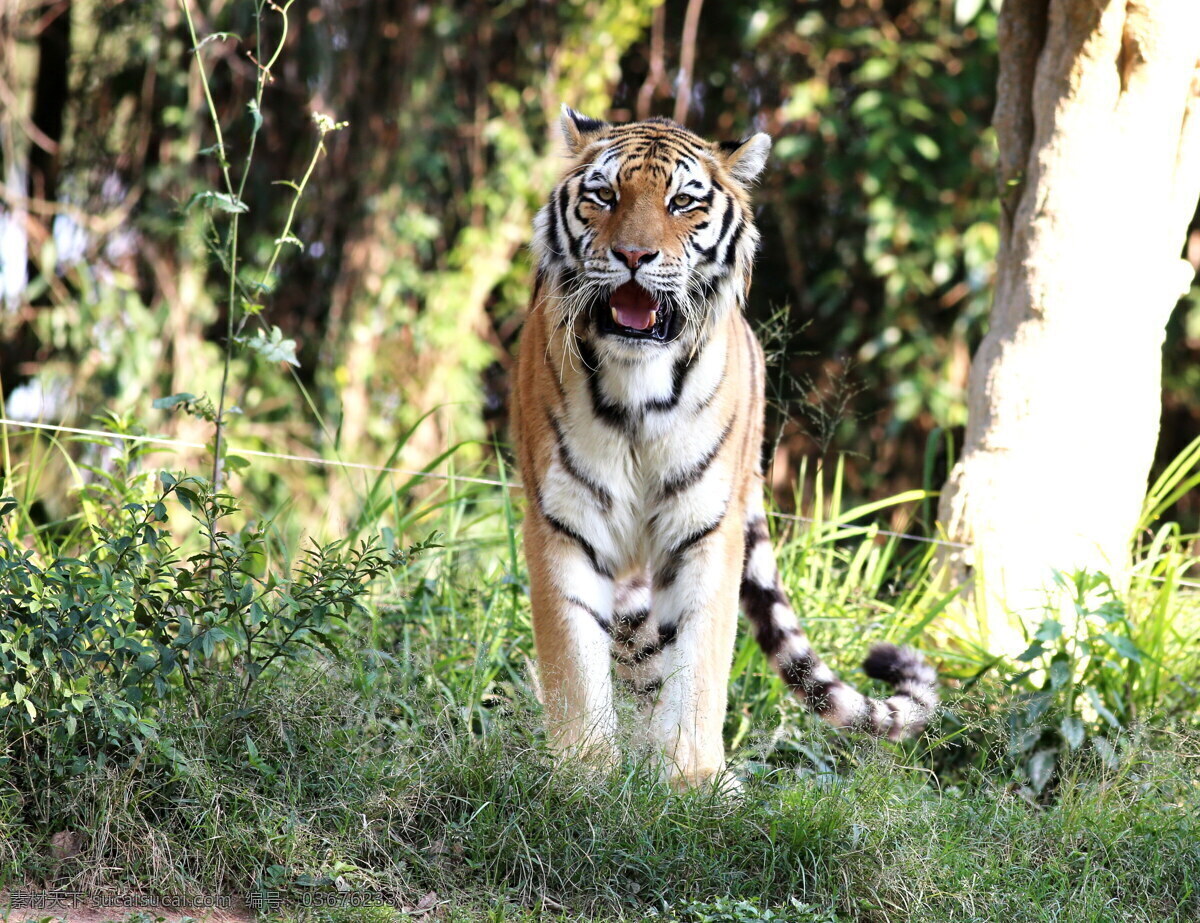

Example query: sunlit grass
[2,427,1199,921]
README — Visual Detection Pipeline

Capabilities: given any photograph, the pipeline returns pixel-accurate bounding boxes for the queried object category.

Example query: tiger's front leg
[643,515,744,788]
[523,508,618,765]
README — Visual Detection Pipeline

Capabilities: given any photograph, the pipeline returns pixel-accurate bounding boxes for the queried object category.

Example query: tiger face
[533,108,771,359]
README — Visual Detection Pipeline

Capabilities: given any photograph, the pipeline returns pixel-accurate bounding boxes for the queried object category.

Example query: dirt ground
[1,890,442,922]
[1,904,254,923]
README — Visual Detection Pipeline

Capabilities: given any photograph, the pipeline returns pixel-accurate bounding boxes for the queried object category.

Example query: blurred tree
[936,0,1200,651]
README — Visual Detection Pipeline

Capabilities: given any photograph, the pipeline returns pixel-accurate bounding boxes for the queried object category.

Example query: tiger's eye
[595,187,615,203]
[672,193,695,209]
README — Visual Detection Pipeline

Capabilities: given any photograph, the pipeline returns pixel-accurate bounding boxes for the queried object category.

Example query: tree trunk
[936,0,1200,653]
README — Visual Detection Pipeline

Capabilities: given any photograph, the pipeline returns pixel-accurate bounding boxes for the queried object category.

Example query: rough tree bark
[936,0,1200,653]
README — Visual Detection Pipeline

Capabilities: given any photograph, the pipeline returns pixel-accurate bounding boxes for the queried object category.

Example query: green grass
[4,653,1197,922]
[2,431,1200,922]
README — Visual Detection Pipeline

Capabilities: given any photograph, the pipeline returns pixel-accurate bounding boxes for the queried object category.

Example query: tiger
[510,107,938,788]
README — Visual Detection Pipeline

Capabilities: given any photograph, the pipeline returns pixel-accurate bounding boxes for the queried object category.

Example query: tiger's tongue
[610,281,659,330]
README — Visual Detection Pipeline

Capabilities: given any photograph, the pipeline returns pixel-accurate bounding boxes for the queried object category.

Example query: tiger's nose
[612,246,659,270]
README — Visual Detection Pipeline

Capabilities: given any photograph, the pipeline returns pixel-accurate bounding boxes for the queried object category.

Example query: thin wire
[0,418,514,488]
[4,417,1199,589]
[3,418,961,544]
[767,510,972,550]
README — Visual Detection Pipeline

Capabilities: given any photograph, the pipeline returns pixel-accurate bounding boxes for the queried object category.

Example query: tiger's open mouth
[595,281,681,342]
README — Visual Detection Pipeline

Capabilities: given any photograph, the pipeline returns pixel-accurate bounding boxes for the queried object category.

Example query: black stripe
[671,510,726,557]
[577,340,632,431]
[615,606,650,630]
[558,185,580,260]
[613,607,651,643]
[617,674,664,699]
[740,579,789,655]
[535,488,613,578]
[567,595,611,634]
[633,621,679,663]
[700,191,735,262]
[722,214,745,268]
[742,516,770,560]
[655,509,726,588]
[549,413,613,511]
[545,194,562,258]
[615,123,705,150]
[660,417,735,498]
[645,352,698,414]
[693,342,730,412]
[779,650,837,715]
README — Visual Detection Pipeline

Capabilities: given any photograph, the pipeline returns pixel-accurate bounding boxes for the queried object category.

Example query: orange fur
[511,112,936,787]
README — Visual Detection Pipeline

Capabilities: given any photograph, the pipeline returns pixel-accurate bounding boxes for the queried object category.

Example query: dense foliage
[3,1,1196,528]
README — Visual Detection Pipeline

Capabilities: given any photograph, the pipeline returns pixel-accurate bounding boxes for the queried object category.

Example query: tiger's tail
[738,510,938,740]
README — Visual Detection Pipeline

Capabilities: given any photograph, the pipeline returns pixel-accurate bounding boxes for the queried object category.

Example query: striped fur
[511,109,938,787]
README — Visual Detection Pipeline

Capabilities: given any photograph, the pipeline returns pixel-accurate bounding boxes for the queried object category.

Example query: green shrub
[0,470,430,808]
[1001,570,1194,796]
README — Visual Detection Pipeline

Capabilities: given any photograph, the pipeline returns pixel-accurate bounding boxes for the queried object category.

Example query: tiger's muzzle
[593,280,683,343]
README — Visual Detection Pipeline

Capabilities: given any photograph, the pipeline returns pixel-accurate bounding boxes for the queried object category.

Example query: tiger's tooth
[648,310,658,326]
[611,307,620,324]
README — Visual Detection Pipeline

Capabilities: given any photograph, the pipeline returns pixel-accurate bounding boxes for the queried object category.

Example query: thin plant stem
[180,0,293,491]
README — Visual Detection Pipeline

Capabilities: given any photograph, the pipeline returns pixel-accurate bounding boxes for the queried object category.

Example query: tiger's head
[533,107,770,358]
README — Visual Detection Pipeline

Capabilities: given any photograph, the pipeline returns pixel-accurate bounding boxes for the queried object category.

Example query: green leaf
[194,31,241,51]
[198,144,230,168]
[857,58,894,82]
[224,455,251,473]
[185,190,249,214]
[1086,686,1121,729]
[1100,632,1142,663]
[850,90,884,115]
[153,393,195,410]
[1092,736,1120,769]
[912,135,941,161]
[1060,716,1085,750]
[247,98,263,135]
[1027,748,1056,794]
[1035,619,1063,642]
[245,325,301,367]
[1048,659,1071,691]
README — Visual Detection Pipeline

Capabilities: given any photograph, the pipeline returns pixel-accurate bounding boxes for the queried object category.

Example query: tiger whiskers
[541,270,601,371]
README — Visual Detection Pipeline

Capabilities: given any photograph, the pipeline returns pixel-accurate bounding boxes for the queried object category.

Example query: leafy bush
[0,469,430,802]
[1002,570,1182,796]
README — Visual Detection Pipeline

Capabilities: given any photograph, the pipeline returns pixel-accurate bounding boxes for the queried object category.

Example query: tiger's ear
[717,133,772,185]
[560,105,608,155]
